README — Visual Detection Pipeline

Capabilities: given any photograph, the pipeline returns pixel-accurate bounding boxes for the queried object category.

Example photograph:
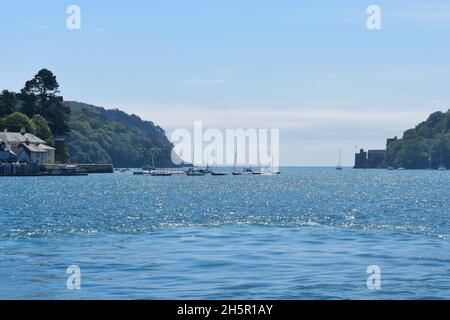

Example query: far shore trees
[0,90,17,117]
[386,110,450,169]
[0,69,68,144]
[0,112,37,134]
[19,69,71,136]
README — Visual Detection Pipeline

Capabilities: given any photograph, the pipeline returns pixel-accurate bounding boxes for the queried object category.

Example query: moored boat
[211,171,227,176]
[150,170,172,176]
[185,168,205,176]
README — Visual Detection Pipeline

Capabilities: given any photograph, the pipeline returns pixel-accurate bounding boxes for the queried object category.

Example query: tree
[32,114,53,143]
[0,90,17,117]
[0,112,36,134]
[22,68,60,97]
[19,69,71,135]
[18,89,37,117]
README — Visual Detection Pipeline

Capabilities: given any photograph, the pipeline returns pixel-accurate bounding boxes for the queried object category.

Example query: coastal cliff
[386,110,450,169]
[65,101,175,168]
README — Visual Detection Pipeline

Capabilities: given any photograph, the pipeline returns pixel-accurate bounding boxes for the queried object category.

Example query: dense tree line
[65,101,174,167]
[0,69,175,167]
[386,110,450,169]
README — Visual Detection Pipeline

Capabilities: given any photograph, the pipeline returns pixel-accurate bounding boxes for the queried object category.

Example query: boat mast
[151,149,155,169]
[338,149,342,167]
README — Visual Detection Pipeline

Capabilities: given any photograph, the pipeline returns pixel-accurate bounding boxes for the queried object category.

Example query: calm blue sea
[0,168,449,299]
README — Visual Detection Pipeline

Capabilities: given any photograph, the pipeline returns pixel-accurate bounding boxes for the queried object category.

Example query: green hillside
[386,110,450,169]
[65,101,175,168]
[0,69,176,168]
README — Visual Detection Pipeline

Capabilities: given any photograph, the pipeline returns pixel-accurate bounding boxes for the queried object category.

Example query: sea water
[0,168,449,299]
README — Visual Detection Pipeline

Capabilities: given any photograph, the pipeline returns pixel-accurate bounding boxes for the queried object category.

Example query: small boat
[186,171,205,176]
[398,167,405,170]
[186,168,205,176]
[133,171,145,175]
[211,171,227,176]
[252,159,264,174]
[198,165,211,174]
[387,166,394,171]
[150,170,172,176]
[438,165,447,170]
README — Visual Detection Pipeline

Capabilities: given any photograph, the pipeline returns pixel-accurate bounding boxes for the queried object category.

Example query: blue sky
[1,0,450,165]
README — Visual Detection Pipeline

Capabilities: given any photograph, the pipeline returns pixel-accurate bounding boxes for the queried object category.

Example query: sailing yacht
[210,160,227,175]
[336,149,343,170]
[232,151,242,175]
[149,149,171,176]
[269,155,280,174]
[252,157,264,175]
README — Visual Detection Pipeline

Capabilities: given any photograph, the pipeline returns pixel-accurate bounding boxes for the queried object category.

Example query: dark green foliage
[18,89,37,117]
[19,69,71,136]
[65,101,175,167]
[32,114,53,144]
[0,90,17,117]
[0,112,36,134]
[386,110,450,169]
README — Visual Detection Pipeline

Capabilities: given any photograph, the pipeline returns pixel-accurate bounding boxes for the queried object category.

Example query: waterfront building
[354,149,367,169]
[0,129,55,165]
[353,137,397,169]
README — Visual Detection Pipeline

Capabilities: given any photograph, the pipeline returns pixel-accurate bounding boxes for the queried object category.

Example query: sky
[0,0,450,166]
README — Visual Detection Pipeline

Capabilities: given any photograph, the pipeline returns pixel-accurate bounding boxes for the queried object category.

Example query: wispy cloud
[127,104,429,133]
[186,78,228,85]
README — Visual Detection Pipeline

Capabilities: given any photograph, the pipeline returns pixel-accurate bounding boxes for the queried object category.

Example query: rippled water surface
[0,168,449,299]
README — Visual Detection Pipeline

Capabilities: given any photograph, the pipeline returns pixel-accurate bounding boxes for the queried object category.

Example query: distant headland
[354,110,450,169]
[0,69,176,171]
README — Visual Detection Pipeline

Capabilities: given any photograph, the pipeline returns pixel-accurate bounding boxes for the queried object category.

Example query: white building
[0,129,55,165]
